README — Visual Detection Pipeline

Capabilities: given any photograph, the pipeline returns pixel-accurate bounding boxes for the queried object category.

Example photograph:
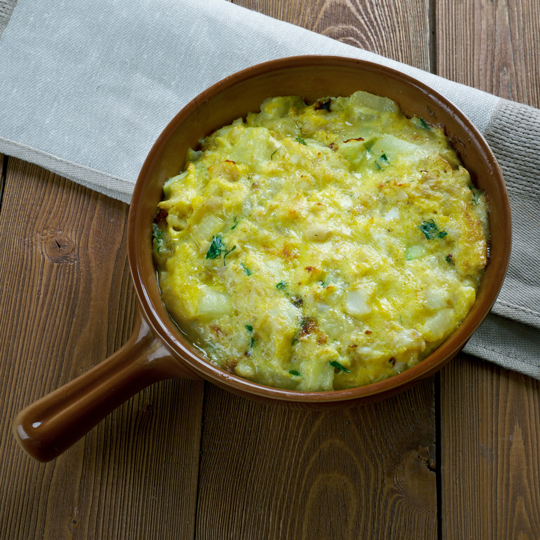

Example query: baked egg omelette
[152,91,489,391]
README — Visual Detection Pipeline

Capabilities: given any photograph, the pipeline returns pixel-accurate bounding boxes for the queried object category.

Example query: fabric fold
[0,0,17,38]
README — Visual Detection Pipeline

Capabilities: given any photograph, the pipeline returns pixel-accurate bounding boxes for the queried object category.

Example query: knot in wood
[43,231,75,264]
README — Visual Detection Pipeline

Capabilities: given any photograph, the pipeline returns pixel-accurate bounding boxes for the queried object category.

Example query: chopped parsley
[420,219,447,240]
[270,147,280,160]
[276,281,287,290]
[245,326,255,347]
[240,263,252,276]
[375,153,389,170]
[468,184,481,204]
[152,223,165,253]
[206,235,226,259]
[296,136,307,145]
[223,245,236,264]
[206,235,236,265]
[418,117,431,130]
[329,360,351,373]
[231,216,240,230]
[289,370,301,377]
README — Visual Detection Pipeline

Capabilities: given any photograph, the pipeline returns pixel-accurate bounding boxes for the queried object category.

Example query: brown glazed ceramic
[13,56,511,462]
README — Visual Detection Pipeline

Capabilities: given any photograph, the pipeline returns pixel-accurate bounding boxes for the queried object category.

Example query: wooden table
[1,1,539,538]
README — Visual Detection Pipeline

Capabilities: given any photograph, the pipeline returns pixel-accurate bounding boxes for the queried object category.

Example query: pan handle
[12,312,200,462]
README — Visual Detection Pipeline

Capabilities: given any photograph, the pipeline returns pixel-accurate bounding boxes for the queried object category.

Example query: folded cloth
[0,0,538,377]
[0,1,16,36]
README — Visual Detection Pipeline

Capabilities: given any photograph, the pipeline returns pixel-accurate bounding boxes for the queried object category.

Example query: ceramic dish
[13,56,511,462]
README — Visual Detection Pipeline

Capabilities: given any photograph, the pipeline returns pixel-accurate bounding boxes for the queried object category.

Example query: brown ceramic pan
[13,56,511,462]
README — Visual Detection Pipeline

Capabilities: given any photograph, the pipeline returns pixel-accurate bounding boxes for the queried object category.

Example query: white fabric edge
[0,136,133,204]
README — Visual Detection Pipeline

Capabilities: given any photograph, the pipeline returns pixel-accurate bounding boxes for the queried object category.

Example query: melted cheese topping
[153,92,488,391]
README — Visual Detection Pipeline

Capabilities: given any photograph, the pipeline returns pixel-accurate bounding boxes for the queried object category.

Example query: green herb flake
[241,263,252,276]
[206,235,225,259]
[329,360,351,373]
[289,370,301,377]
[420,219,447,240]
[249,337,255,348]
[152,223,164,253]
[446,254,455,265]
[223,245,237,264]
[468,184,481,205]
[296,136,307,145]
[276,281,287,291]
[245,325,253,332]
[270,147,280,160]
[231,216,240,230]
[375,153,389,170]
[418,117,431,130]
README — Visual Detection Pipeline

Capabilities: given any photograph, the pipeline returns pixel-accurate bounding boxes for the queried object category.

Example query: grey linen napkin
[0,0,538,377]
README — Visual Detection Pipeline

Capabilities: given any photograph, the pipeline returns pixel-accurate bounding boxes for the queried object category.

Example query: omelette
[152,91,489,391]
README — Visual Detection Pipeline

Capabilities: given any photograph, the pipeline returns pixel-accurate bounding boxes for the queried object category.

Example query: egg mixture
[152,91,488,391]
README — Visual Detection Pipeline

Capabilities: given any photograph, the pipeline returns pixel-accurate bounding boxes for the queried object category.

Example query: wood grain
[230,0,432,71]
[437,0,540,107]
[437,1,540,538]
[196,383,437,540]
[0,159,204,540]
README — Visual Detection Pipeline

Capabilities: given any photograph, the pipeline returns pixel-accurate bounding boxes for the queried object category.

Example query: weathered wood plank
[0,159,204,540]
[440,361,540,539]
[437,0,540,538]
[230,0,432,71]
[196,384,437,540]
[437,0,540,107]
[196,2,438,539]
